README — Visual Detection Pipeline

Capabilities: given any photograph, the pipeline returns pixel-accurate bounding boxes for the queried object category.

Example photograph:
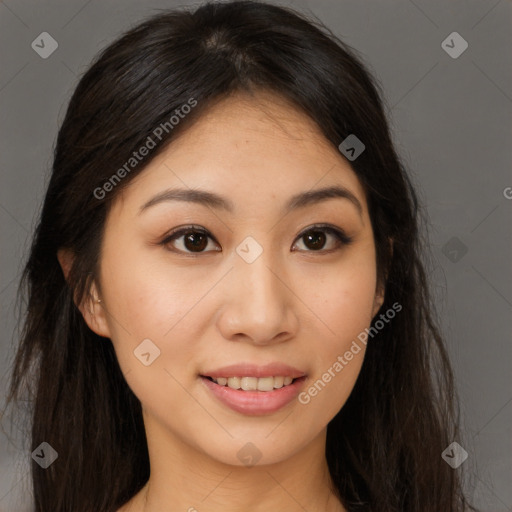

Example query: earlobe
[57,248,111,339]
[80,286,111,339]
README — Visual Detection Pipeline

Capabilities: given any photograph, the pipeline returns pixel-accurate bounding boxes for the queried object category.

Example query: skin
[59,90,386,512]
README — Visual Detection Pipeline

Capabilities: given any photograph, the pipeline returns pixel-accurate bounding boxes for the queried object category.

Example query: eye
[160,225,220,254]
[160,223,353,255]
[292,224,353,253]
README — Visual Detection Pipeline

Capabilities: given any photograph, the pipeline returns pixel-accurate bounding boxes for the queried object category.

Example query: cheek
[294,250,376,421]
[98,240,211,384]
[295,281,371,433]
[100,238,205,335]
[301,247,378,346]
[99,252,207,428]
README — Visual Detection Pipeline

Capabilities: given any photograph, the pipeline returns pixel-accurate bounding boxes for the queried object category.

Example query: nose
[215,247,299,346]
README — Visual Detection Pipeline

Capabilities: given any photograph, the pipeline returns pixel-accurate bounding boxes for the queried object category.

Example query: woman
[5,1,477,510]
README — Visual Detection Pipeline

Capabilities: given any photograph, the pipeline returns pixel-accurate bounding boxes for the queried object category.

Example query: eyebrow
[138,185,363,218]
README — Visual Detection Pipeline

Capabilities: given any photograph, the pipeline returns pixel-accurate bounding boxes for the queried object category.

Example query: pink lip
[201,362,306,379]
[200,375,307,416]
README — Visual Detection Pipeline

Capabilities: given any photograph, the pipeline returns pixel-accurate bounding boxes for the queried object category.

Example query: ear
[371,237,394,319]
[371,281,385,319]
[57,248,112,339]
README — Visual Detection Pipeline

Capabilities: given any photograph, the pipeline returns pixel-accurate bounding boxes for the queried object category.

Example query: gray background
[0,0,511,510]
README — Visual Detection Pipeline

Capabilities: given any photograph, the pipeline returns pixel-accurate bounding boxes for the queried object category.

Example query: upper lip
[201,362,306,379]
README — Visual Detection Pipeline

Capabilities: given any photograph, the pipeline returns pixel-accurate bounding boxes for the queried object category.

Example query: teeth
[210,376,297,391]
[273,376,284,388]
[257,377,274,391]
[227,377,241,389]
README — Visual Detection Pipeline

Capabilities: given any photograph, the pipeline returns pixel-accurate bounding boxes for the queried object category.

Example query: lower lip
[200,376,306,416]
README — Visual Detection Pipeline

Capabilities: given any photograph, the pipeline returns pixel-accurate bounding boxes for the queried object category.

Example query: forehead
[113,90,367,217]
[177,90,337,158]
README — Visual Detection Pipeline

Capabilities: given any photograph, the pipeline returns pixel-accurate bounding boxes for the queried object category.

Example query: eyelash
[159,223,353,256]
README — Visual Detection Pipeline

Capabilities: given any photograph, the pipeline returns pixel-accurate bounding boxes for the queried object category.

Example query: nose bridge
[235,238,284,313]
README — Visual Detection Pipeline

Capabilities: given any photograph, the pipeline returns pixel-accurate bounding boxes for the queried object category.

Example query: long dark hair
[4,1,477,510]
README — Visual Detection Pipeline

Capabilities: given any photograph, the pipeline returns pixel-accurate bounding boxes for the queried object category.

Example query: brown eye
[293,225,353,253]
[160,224,352,256]
[161,227,219,254]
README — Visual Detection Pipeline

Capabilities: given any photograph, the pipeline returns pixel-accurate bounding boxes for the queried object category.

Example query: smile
[200,375,307,415]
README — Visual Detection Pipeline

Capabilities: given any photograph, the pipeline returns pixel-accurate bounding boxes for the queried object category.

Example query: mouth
[199,374,307,416]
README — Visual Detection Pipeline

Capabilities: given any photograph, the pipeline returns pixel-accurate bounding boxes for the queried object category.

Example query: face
[69,91,385,467]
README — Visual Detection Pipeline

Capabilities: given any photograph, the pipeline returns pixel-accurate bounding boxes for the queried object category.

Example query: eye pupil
[303,230,326,250]
[185,231,208,252]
